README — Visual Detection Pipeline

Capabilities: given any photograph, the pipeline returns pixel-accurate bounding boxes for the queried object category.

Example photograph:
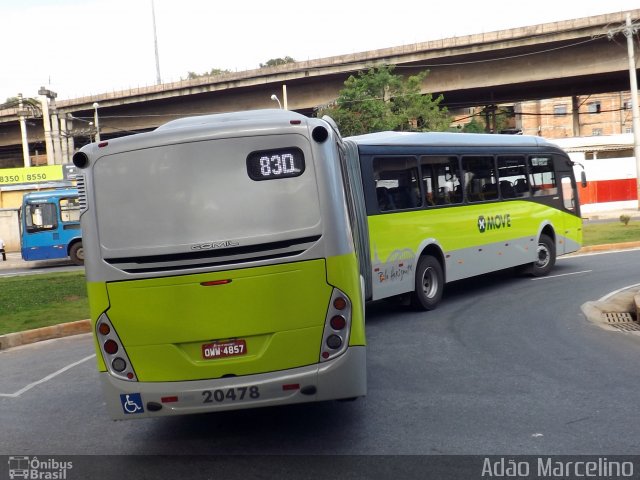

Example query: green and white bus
[74,110,367,419]
[74,109,581,419]
[349,130,583,309]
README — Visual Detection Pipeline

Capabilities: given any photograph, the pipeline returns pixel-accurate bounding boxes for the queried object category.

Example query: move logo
[477,214,511,233]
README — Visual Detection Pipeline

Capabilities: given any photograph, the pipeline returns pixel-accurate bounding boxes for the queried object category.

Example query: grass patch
[0,271,89,335]
[582,220,640,247]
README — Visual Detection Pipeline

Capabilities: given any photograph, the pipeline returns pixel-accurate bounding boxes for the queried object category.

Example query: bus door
[554,155,581,254]
[22,200,60,260]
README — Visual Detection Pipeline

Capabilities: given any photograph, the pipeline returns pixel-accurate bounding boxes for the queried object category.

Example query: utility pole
[611,14,640,209]
[624,14,640,210]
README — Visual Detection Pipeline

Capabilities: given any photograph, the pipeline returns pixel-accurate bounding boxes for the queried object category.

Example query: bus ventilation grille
[76,175,88,211]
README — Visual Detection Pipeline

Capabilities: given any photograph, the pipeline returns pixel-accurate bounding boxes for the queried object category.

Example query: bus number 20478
[202,386,260,403]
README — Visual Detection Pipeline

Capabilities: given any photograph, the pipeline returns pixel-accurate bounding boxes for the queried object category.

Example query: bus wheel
[530,234,555,277]
[69,242,85,266]
[411,255,443,311]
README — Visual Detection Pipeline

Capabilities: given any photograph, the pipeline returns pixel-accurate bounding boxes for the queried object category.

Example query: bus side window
[25,203,58,233]
[561,176,576,211]
[420,156,462,206]
[529,156,558,196]
[60,197,81,222]
[462,156,497,202]
[373,156,421,212]
[497,156,529,198]
[376,187,394,211]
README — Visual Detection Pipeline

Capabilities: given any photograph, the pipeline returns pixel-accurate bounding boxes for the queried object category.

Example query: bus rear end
[74,110,366,419]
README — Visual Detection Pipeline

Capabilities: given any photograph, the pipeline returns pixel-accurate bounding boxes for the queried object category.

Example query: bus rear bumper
[99,346,366,420]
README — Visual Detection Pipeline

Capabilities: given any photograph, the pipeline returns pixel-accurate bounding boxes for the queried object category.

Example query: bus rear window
[93,138,321,253]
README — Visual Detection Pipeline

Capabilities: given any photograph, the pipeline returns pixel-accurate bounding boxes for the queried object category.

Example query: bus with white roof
[74,109,581,419]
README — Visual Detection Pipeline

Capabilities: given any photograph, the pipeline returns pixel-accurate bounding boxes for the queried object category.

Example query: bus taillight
[320,288,352,363]
[104,339,118,355]
[330,315,346,330]
[333,297,347,311]
[96,313,138,382]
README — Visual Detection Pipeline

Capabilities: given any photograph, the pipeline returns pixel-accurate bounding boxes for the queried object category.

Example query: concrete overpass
[0,8,638,165]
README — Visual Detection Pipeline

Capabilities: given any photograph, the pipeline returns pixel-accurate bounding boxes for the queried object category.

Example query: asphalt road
[2,249,640,475]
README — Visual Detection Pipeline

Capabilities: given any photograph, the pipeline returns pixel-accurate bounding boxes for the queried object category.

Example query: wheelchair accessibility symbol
[120,393,144,414]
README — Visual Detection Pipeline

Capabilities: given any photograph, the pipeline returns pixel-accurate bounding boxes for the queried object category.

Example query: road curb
[577,241,640,253]
[0,319,91,350]
[581,286,640,332]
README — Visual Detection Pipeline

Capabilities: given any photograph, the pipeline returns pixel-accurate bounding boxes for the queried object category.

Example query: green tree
[462,118,485,133]
[319,65,450,136]
[463,107,513,133]
[184,68,231,80]
[260,56,296,68]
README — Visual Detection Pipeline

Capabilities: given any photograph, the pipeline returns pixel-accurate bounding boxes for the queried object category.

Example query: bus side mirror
[580,171,587,188]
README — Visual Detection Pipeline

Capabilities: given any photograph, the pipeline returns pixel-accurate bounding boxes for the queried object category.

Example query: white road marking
[0,354,95,398]
[530,270,592,281]
[598,282,640,302]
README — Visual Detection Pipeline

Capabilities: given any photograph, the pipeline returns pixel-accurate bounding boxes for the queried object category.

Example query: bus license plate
[202,339,247,359]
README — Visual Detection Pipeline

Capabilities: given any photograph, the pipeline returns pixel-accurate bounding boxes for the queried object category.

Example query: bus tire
[411,255,444,311]
[530,234,555,277]
[69,242,84,266]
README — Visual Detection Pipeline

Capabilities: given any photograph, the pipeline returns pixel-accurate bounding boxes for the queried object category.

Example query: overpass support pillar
[572,96,580,136]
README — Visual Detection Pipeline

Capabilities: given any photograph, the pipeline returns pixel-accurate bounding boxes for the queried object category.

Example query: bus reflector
[161,396,179,403]
[98,141,109,148]
[282,384,300,391]
[200,279,232,286]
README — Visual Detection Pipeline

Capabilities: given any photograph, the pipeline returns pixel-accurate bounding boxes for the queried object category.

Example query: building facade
[517,91,634,139]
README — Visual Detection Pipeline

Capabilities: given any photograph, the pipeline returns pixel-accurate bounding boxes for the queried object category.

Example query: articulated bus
[73,109,581,419]
[20,188,84,265]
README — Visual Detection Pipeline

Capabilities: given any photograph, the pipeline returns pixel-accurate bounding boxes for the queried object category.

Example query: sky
[0,0,637,102]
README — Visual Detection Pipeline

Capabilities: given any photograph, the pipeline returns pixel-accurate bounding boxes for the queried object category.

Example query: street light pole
[270,94,282,109]
[17,93,30,167]
[38,87,56,166]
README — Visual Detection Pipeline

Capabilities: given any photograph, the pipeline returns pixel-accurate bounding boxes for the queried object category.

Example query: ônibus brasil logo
[477,214,511,233]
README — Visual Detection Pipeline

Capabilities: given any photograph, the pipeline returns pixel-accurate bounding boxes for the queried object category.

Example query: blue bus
[20,188,84,265]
